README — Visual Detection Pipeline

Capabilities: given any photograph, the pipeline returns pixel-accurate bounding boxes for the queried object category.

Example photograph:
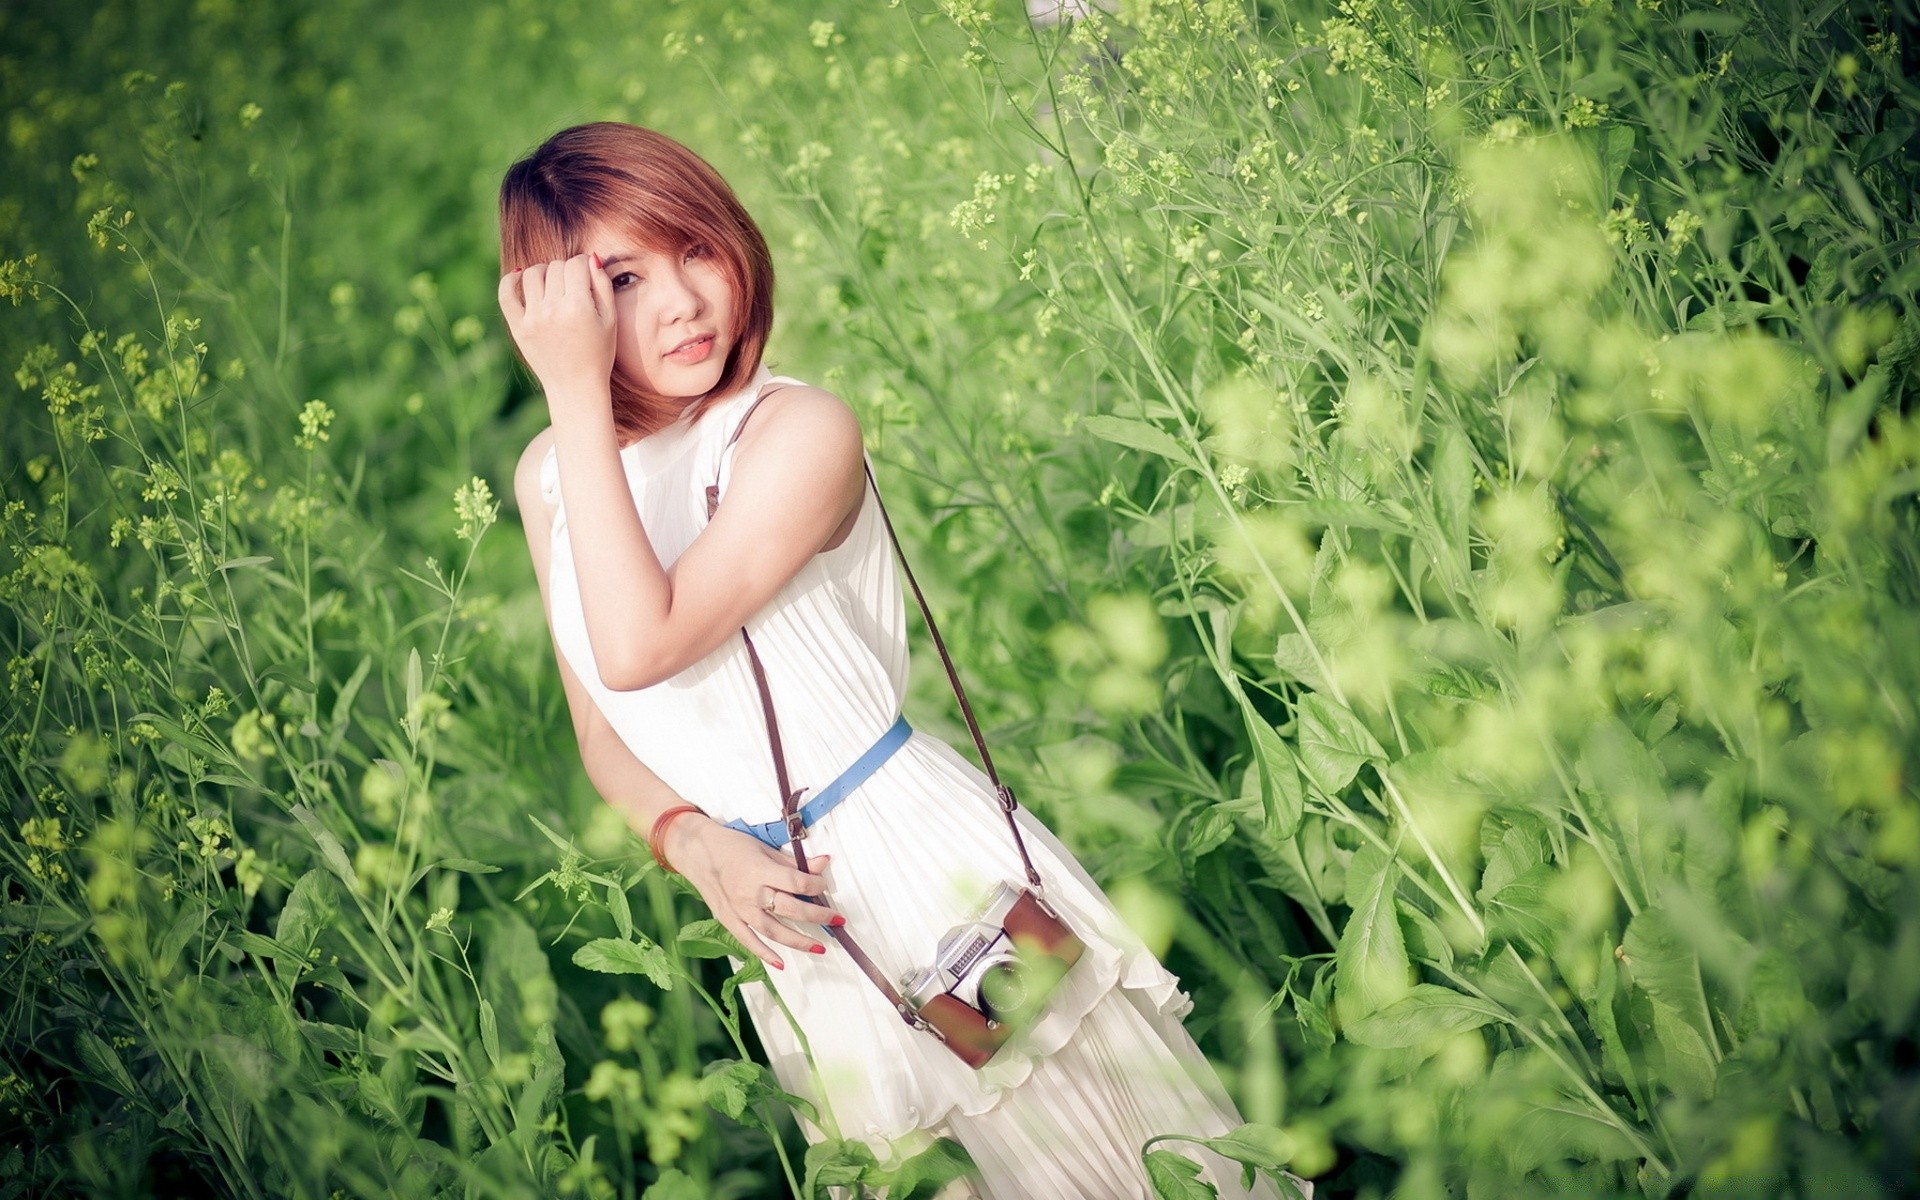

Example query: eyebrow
[598,242,700,270]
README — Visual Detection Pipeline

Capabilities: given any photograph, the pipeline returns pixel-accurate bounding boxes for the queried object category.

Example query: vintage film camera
[896,881,1088,1068]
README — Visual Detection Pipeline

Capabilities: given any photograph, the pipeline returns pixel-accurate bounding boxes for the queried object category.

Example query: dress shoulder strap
[707,375,805,520]
[720,375,806,451]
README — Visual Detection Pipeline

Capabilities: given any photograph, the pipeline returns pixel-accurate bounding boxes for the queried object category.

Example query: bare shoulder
[738,382,862,458]
[513,425,560,528]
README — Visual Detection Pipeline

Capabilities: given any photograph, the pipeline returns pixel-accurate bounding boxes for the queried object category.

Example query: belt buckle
[784,789,808,843]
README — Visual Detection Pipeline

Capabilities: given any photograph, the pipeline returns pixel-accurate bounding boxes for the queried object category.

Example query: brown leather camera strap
[705,377,1046,1028]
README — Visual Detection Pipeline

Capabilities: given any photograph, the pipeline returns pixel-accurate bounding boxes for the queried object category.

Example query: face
[580,217,737,402]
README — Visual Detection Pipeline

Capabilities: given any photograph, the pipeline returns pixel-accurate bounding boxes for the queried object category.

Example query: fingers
[778,892,845,927]
[758,845,832,896]
[723,888,818,960]
[729,875,837,959]
[750,909,827,956]
[719,911,786,971]
[693,836,841,969]
[587,252,614,322]
[564,251,590,302]
[496,270,523,321]
[505,254,606,317]
[752,866,843,927]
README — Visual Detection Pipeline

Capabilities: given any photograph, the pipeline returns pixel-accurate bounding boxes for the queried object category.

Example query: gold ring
[762,888,779,913]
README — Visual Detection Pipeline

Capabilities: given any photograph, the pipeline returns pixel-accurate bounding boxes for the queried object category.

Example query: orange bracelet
[648,803,707,874]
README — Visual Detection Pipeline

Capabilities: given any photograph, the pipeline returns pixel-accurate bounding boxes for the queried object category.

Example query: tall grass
[3,0,1916,1196]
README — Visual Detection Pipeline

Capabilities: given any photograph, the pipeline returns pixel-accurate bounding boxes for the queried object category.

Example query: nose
[656,262,703,325]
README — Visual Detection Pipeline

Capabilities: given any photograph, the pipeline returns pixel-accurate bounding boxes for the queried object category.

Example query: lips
[665,333,715,363]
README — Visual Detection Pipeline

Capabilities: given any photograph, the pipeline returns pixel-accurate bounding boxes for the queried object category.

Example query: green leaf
[676,919,745,960]
[257,662,315,692]
[475,912,564,1142]
[478,998,500,1068]
[721,957,768,1032]
[700,1058,770,1121]
[1483,863,1560,953]
[1676,8,1745,32]
[288,804,358,891]
[299,1020,389,1057]
[1081,414,1193,465]
[641,1169,706,1200]
[1183,801,1240,858]
[1296,693,1385,796]
[129,711,226,760]
[1344,983,1504,1048]
[1481,1048,1642,1172]
[405,646,423,732]
[525,813,578,856]
[434,858,500,874]
[76,1029,141,1097]
[1188,1122,1297,1174]
[329,653,373,746]
[1590,941,1648,1111]
[1244,829,1335,944]
[1575,718,1657,910]
[572,937,676,990]
[1622,907,1719,1099]
[883,1137,979,1200]
[1143,1149,1218,1199]
[606,883,633,940]
[272,869,335,984]
[1334,843,1413,1027]
[226,930,282,961]
[1272,633,1329,693]
[1432,427,1472,582]
[155,902,209,975]
[1477,813,1551,901]
[803,1137,880,1196]
[1595,123,1637,200]
[197,773,265,791]
[1745,947,1809,1036]
[518,1027,565,1139]
[1289,497,1403,532]
[1234,689,1304,842]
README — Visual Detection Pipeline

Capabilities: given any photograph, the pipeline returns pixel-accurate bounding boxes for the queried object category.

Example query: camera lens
[976,960,1030,1019]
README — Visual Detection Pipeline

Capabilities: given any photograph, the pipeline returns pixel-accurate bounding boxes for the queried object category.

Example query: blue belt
[725,714,912,850]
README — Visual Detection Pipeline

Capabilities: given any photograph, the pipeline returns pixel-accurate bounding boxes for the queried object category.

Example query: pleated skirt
[727,733,1304,1200]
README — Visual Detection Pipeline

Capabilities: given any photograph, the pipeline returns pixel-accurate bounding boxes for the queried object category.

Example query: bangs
[500,166,697,263]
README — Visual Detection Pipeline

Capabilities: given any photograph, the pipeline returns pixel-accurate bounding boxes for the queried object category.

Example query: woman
[498,121,1304,1200]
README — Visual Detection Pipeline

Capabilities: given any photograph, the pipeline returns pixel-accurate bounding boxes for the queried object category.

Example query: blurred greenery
[3,0,1918,1196]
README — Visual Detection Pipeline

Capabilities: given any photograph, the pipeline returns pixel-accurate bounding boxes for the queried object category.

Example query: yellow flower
[295,399,335,451]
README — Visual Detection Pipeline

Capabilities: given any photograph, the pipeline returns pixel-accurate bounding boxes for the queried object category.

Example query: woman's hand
[498,252,616,412]
[663,816,843,971]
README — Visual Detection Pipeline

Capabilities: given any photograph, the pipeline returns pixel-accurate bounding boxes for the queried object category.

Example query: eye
[683,243,709,262]
[611,271,641,290]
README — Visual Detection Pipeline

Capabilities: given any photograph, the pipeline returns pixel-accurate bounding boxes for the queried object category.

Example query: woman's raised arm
[513,428,845,970]
[550,381,865,692]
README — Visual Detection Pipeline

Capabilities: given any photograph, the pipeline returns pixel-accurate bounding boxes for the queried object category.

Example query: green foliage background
[3,0,1918,1196]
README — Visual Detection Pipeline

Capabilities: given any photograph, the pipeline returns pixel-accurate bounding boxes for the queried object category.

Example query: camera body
[896,881,1087,1068]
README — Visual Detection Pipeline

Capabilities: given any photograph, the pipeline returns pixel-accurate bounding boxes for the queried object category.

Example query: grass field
[3,0,1918,1196]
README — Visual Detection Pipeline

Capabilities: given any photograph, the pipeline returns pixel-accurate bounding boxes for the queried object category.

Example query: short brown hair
[498,122,774,442]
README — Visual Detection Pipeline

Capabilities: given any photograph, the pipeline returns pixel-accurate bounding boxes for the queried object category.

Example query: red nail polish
[771,960,784,971]
[829,915,846,927]
[809,943,826,954]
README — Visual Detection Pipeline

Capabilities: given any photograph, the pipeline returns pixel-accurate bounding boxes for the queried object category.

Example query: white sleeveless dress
[540,364,1296,1200]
